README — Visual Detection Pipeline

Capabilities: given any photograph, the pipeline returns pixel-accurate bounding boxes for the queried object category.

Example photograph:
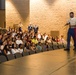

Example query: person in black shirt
[33,25,39,34]
[0,33,3,45]
[28,24,33,33]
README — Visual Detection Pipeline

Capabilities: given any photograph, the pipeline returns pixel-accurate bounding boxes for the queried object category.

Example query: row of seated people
[0,40,65,56]
[0,27,69,57]
[0,41,66,63]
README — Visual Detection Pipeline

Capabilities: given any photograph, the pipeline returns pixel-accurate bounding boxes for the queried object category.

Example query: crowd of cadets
[0,24,66,56]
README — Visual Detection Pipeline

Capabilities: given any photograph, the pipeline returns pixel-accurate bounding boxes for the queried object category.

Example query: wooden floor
[0,49,76,75]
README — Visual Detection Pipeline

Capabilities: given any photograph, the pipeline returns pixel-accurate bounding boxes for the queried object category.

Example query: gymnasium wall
[6,0,29,30]
[6,0,76,39]
[30,0,76,38]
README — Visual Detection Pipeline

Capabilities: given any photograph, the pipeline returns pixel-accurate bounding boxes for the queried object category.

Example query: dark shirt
[33,26,38,33]
[28,26,33,31]
[0,40,3,45]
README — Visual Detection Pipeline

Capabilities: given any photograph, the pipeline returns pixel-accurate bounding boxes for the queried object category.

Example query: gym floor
[0,48,76,75]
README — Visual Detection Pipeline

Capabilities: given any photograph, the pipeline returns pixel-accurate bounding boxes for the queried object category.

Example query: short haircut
[70,12,74,14]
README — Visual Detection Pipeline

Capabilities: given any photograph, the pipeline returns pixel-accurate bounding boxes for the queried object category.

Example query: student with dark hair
[11,43,19,54]
[18,44,24,53]
[36,42,42,51]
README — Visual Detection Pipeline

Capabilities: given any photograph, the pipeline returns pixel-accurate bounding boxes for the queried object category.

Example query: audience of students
[0,25,66,56]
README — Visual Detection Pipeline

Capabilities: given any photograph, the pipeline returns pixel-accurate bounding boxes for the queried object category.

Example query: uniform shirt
[68,17,76,26]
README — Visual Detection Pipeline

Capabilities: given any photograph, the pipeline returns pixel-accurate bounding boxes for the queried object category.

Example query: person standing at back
[64,12,76,51]
[33,25,39,34]
[28,24,33,33]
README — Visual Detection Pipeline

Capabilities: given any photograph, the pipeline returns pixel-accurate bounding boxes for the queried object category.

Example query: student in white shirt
[16,37,23,45]
[18,44,23,53]
[11,44,19,54]
[12,31,17,38]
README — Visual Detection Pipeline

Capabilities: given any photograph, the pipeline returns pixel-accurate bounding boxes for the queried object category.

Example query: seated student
[0,40,9,56]
[0,33,3,45]
[18,44,24,53]
[7,40,13,50]
[31,36,38,44]
[51,37,56,42]
[16,37,23,45]
[46,37,52,43]
[24,42,31,52]
[3,45,11,55]
[12,37,16,43]
[45,41,49,50]
[11,43,20,54]
[43,33,48,41]
[0,45,11,56]
[36,42,42,51]
[59,35,66,43]
[30,43,36,51]
[55,36,60,42]
[40,35,45,44]
[26,36,32,43]
[12,31,17,38]
[0,45,3,55]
